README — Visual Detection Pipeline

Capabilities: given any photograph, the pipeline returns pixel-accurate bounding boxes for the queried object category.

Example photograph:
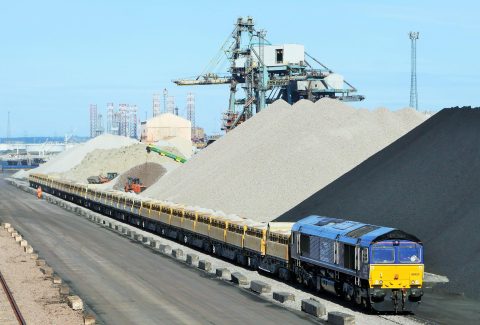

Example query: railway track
[0,270,26,325]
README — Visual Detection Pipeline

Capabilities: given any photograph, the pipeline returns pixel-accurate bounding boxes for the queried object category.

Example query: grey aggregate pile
[143,98,427,222]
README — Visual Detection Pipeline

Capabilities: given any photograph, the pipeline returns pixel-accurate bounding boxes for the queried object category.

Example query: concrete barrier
[24,245,34,254]
[20,240,28,247]
[171,249,183,259]
[142,237,151,245]
[67,295,84,311]
[59,285,70,295]
[41,266,53,277]
[150,240,161,250]
[215,268,231,280]
[122,227,129,235]
[7,227,14,233]
[328,312,355,325]
[301,298,326,317]
[14,235,22,242]
[30,253,38,260]
[129,230,136,239]
[1,222,10,229]
[186,254,199,266]
[108,222,114,229]
[84,315,96,325]
[159,244,172,254]
[250,280,271,294]
[53,275,62,284]
[36,259,46,267]
[133,233,143,242]
[231,272,249,285]
[198,260,212,272]
[273,292,295,303]
[11,231,18,238]
[115,225,122,232]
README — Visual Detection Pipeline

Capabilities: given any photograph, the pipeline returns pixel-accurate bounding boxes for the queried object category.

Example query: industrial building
[90,103,138,139]
[140,113,191,143]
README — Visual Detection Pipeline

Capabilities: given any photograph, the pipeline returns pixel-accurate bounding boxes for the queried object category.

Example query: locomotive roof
[292,215,421,245]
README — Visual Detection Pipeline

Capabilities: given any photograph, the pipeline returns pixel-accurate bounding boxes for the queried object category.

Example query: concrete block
[53,275,62,284]
[84,315,96,325]
[20,240,28,247]
[133,233,143,242]
[36,259,46,267]
[7,227,14,233]
[273,292,295,303]
[215,268,231,280]
[231,272,249,286]
[186,254,199,266]
[115,224,122,232]
[122,227,129,235]
[150,240,160,249]
[142,237,151,245]
[108,222,114,229]
[250,280,271,294]
[2,222,10,229]
[171,248,183,259]
[159,244,172,254]
[198,260,212,272]
[301,298,326,317]
[11,231,18,238]
[14,235,22,242]
[30,253,38,260]
[129,230,137,239]
[59,285,70,295]
[24,245,34,254]
[67,295,84,311]
[41,266,53,277]
[328,312,355,325]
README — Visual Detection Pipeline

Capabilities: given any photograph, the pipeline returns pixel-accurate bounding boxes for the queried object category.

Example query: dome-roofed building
[140,113,191,143]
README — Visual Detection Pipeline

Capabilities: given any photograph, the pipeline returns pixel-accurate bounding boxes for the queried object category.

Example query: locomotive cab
[369,239,424,312]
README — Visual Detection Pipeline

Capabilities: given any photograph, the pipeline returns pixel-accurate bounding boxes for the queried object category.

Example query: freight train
[29,173,424,312]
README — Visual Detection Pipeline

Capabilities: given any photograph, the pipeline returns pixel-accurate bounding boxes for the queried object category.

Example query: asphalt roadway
[0,177,319,325]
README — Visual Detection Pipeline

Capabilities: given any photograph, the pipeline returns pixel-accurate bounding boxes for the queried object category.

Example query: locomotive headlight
[379,280,383,285]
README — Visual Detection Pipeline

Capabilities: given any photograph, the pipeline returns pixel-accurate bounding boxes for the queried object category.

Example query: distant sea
[0,136,89,144]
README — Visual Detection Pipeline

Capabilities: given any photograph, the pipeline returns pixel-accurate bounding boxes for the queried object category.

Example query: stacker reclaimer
[174,16,364,131]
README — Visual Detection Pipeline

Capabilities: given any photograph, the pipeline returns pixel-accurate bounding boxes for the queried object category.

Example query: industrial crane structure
[174,17,364,131]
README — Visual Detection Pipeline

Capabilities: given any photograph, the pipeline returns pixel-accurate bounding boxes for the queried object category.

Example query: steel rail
[0,270,26,325]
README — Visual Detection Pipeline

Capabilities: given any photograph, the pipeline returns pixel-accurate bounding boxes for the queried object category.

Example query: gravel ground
[0,226,83,324]
[65,201,422,325]
[142,99,428,222]
[276,107,480,301]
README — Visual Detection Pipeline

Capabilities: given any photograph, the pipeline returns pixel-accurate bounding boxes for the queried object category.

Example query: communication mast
[409,31,419,110]
[7,111,11,140]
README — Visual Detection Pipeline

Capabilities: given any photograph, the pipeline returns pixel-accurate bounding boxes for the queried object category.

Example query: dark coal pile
[276,107,480,300]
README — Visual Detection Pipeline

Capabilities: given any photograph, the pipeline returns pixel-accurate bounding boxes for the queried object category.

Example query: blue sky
[1,1,479,137]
